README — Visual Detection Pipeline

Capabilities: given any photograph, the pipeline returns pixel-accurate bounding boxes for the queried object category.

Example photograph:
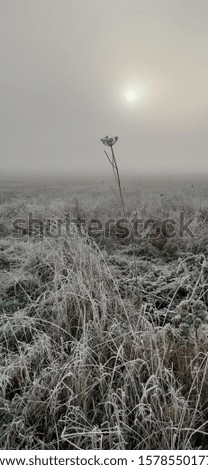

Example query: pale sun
[125,88,138,102]
[123,83,146,106]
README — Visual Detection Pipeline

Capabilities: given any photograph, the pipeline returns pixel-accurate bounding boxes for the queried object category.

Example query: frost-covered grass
[1,177,208,449]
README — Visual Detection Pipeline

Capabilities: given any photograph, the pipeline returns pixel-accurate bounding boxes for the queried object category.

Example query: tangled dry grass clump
[0,180,208,449]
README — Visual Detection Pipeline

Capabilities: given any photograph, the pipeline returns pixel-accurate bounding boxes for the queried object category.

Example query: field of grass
[1,176,208,450]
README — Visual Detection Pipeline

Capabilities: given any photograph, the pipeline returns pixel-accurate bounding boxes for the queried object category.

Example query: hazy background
[0,0,208,178]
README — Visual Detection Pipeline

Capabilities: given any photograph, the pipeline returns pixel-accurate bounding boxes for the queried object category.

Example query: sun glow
[125,87,138,102]
[124,83,146,106]
[117,77,157,111]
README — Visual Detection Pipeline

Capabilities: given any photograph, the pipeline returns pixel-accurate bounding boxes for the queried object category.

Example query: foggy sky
[0,0,208,178]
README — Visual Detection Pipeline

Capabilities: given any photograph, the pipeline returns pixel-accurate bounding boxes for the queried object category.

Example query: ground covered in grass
[1,177,208,449]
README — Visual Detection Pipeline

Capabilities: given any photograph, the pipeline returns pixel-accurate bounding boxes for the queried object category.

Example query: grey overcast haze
[0,0,208,178]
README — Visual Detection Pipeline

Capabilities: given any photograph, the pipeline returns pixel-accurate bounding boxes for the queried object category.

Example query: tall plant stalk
[101,136,126,218]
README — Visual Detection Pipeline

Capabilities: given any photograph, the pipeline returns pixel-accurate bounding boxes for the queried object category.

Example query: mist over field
[1,0,208,178]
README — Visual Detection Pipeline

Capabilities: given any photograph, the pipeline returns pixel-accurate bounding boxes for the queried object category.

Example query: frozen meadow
[0,176,208,450]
